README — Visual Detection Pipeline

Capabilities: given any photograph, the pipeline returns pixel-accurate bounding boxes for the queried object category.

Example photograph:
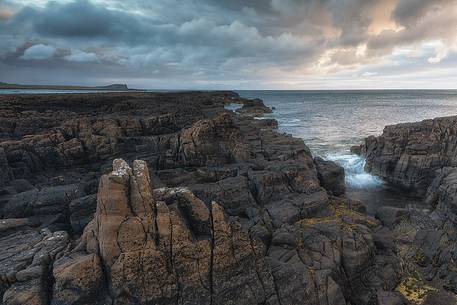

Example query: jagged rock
[359,115,457,300]
[51,253,107,305]
[0,92,401,305]
[177,112,250,167]
[314,157,346,195]
[237,98,272,116]
[360,116,457,196]
[0,217,39,232]
[350,145,362,155]
[265,191,329,225]
[69,194,97,236]
[375,206,409,229]
[68,159,277,305]
[1,184,84,218]
[49,159,388,305]
[253,118,278,129]
[189,174,258,216]
[377,291,407,305]
[0,147,13,187]
[0,228,69,305]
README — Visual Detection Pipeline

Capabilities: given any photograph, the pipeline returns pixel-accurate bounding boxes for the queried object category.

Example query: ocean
[235,90,457,190]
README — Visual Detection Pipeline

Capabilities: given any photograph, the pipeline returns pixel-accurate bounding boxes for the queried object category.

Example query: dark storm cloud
[4,0,153,43]
[34,0,139,38]
[1,0,320,70]
[393,0,454,26]
[0,0,457,88]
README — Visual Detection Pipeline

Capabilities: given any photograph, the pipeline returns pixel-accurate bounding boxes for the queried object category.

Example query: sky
[0,0,457,90]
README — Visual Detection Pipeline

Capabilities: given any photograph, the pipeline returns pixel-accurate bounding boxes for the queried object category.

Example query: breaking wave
[325,153,384,188]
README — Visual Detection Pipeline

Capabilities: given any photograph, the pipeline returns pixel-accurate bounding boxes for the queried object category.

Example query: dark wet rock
[314,157,346,195]
[69,194,97,236]
[375,206,409,229]
[359,115,457,301]
[1,184,85,219]
[377,291,407,305]
[0,148,13,187]
[350,145,362,155]
[253,118,278,129]
[360,116,457,196]
[237,98,272,115]
[426,167,457,217]
[0,228,69,305]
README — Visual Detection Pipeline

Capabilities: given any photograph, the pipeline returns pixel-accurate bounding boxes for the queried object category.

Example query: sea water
[236,90,457,190]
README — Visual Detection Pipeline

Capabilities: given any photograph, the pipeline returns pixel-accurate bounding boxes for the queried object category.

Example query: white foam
[324,153,384,189]
[224,103,242,111]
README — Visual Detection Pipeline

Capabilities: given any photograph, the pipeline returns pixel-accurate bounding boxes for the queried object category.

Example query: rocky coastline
[355,116,457,304]
[0,91,455,305]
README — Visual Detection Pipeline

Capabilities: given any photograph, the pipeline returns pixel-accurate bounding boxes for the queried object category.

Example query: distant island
[0,82,132,91]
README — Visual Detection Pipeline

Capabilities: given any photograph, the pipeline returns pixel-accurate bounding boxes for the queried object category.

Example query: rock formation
[51,158,395,305]
[358,116,457,303]
[0,92,407,304]
[314,157,345,196]
[357,116,457,196]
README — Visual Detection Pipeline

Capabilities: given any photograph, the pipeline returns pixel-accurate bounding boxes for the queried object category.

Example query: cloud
[1,0,457,89]
[20,44,56,60]
[393,0,454,26]
[64,49,99,63]
[0,8,14,21]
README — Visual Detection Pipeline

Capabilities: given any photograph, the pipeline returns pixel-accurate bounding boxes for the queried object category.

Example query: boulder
[375,206,409,229]
[314,157,345,195]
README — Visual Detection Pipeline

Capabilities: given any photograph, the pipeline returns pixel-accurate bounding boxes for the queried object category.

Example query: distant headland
[0,82,133,91]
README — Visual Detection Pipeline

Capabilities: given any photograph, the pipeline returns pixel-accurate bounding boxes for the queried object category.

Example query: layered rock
[50,159,393,305]
[0,224,69,305]
[358,115,457,302]
[53,159,278,305]
[170,112,249,167]
[358,116,457,196]
[237,98,273,116]
[0,92,405,305]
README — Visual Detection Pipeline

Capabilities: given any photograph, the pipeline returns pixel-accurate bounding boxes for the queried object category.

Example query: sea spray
[325,153,384,188]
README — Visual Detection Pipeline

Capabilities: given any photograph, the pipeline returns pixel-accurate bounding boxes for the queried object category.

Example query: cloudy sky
[1,0,457,89]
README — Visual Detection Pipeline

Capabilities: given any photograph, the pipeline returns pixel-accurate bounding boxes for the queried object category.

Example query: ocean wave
[325,153,384,188]
[224,103,242,111]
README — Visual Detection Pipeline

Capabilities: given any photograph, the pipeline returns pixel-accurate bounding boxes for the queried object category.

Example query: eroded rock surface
[358,116,457,304]
[359,116,457,196]
[0,92,406,305]
[51,159,395,305]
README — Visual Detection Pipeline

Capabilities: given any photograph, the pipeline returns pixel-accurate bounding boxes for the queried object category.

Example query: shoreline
[0,91,455,304]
